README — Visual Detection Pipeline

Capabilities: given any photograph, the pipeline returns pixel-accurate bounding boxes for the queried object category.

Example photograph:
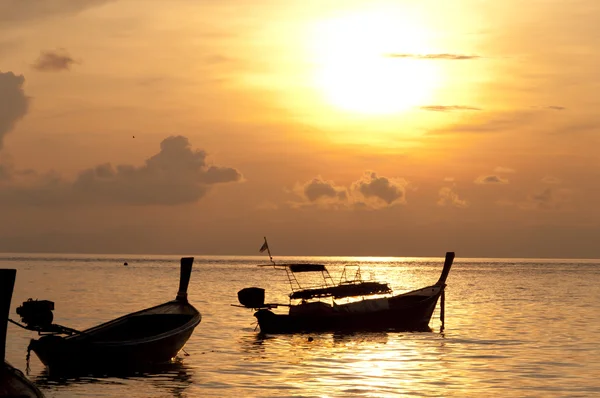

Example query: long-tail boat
[236,238,455,334]
[11,257,201,374]
[1,268,45,397]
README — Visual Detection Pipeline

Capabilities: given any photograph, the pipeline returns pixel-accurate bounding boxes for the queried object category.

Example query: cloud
[299,177,348,202]
[0,1,113,23]
[0,71,30,150]
[551,122,599,136]
[291,172,407,209]
[32,49,76,71]
[428,111,535,135]
[351,171,407,206]
[430,109,594,137]
[437,187,468,208]
[520,187,572,211]
[493,166,516,173]
[0,153,35,181]
[0,136,243,206]
[385,53,480,60]
[475,175,509,184]
[290,177,348,209]
[531,105,566,111]
[420,105,482,112]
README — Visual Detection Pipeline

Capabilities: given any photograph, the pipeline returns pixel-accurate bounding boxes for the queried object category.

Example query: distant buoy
[308,337,313,342]
[124,262,128,266]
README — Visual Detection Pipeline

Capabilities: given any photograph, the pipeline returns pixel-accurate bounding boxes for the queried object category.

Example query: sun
[309,7,440,115]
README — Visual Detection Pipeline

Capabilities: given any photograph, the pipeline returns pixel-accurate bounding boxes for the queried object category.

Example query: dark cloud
[420,105,482,112]
[291,172,406,209]
[301,177,347,202]
[437,187,468,208]
[0,0,113,23]
[0,71,30,150]
[290,177,348,209]
[351,172,406,205]
[32,49,76,72]
[475,175,509,184]
[386,53,480,60]
[0,136,243,206]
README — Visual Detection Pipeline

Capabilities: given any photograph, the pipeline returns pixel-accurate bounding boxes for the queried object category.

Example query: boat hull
[31,322,198,373]
[254,287,443,334]
[1,361,45,398]
[26,257,200,375]
[29,301,201,374]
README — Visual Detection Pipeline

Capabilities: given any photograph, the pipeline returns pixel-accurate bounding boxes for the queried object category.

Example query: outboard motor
[238,287,265,308]
[16,298,55,330]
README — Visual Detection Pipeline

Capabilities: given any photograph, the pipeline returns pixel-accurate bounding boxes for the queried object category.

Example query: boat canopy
[287,264,327,273]
[290,281,392,300]
[256,263,327,272]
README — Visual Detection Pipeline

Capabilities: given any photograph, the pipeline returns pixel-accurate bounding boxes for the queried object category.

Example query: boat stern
[28,335,69,368]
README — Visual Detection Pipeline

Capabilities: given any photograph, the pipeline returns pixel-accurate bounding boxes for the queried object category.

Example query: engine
[16,298,55,329]
[238,287,266,308]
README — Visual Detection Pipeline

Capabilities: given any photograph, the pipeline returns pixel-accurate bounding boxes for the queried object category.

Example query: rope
[26,340,32,375]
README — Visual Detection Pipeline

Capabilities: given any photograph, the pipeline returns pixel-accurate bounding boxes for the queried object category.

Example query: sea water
[2,254,600,397]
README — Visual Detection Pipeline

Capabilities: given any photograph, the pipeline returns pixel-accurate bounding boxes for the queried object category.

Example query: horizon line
[1,251,599,262]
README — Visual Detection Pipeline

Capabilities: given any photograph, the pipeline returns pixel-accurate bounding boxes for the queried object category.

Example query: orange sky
[1,0,599,257]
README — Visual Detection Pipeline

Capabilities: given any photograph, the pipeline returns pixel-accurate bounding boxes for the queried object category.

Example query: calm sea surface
[2,253,600,397]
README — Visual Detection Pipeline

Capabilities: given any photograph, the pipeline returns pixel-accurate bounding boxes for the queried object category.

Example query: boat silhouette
[12,257,200,375]
[236,238,454,334]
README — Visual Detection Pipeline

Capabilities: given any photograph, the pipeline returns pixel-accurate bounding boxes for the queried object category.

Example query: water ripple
[3,255,600,397]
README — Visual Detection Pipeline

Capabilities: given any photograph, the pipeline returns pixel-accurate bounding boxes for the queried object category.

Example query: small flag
[259,240,269,253]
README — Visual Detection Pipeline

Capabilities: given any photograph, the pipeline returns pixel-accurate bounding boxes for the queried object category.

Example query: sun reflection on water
[4,254,600,396]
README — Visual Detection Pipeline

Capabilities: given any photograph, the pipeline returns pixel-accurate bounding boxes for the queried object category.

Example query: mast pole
[264,237,275,266]
[440,289,445,332]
